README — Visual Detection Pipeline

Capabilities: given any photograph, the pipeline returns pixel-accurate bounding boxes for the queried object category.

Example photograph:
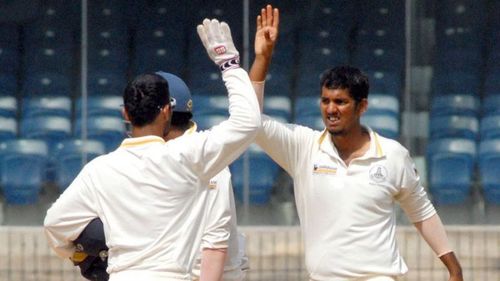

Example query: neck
[130,117,168,138]
[164,127,184,141]
[331,125,370,156]
[164,121,193,141]
[130,125,165,138]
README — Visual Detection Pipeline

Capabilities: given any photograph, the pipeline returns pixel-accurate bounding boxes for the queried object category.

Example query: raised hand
[197,19,240,72]
[254,5,279,59]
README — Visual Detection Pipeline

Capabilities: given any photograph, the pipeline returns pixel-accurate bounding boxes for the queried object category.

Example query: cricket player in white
[44,19,259,281]
[159,71,248,281]
[249,5,463,281]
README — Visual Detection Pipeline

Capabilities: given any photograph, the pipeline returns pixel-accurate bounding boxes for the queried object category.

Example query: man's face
[320,87,366,136]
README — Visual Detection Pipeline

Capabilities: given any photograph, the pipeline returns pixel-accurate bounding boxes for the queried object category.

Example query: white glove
[197,18,240,72]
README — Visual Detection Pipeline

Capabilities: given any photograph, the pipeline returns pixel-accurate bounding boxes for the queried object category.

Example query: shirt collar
[182,121,197,136]
[120,135,165,148]
[317,126,385,159]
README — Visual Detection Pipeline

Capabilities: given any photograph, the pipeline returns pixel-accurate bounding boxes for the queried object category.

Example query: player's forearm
[249,54,272,82]
[200,248,227,281]
[439,251,463,280]
[413,213,452,256]
[414,213,463,279]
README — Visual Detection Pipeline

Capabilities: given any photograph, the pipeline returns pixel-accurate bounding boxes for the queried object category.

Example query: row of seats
[0,138,105,204]
[0,114,126,153]
[0,95,123,119]
[0,137,279,205]
[427,138,500,204]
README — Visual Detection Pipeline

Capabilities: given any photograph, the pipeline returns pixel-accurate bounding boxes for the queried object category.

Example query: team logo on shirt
[313,164,337,175]
[369,165,388,183]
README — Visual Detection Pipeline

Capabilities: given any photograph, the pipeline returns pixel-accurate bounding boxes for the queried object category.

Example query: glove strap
[219,57,240,72]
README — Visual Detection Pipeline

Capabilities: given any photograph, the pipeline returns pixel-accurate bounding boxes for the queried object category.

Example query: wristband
[219,57,240,72]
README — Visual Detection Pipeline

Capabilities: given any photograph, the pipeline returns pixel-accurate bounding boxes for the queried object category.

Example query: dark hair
[319,66,369,103]
[171,112,192,129]
[123,74,170,127]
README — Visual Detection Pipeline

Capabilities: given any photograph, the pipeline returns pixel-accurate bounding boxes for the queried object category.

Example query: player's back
[79,135,212,279]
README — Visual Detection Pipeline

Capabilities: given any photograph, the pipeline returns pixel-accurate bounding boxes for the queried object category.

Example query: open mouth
[326,115,340,125]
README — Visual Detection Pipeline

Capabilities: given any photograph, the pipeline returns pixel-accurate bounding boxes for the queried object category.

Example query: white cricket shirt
[44,68,260,281]
[180,124,248,281]
[191,167,248,281]
[255,116,436,280]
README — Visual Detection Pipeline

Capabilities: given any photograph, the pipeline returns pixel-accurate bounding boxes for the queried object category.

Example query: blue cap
[155,71,192,114]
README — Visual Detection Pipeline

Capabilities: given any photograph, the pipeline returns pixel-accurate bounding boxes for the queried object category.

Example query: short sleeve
[395,151,436,223]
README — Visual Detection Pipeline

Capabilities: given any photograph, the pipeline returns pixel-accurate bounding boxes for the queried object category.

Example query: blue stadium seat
[0,117,17,141]
[88,21,128,47]
[486,46,500,68]
[356,26,404,51]
[0,73,17,96]
[0,139,49,204]
[134,45,185,75]
[88,0,126,24]
[35,0,80,26]
[0,24,19,72]
[484,70,500,95]
[299,27,350,53]
[298,46,349,74]
[435,25,483,50]
[261,69,293,97]
[76,95,122,118]
[195,114,228,131]
[0,45,19,72]
[88,46,128,76]
[230,144,278,204]
[429,115,479,140]
[365,70,401,97]
[480,115,500,140]
[264,96,292,121]
[192,1,243,45]
[0,23,19,45]
[432,71,480,96]
[270,36,297,69]
[24,23,74,46]
[295,72,323,96]
[54,139,106,191]
[0,96,17,118]
[20,116,72,153]
[188,69,226,96]
[87,72,125,96]
[23,72,72,96]
[436,0,486,27]
[24,46,73,74]
[427,138,477,204]
[135,3,186,50]
[295,96,319,117]
[22,96,72,118]
[74,116,126,152]
[434,49,482,72]
[482,95,500,116]
[430,94,480,117]
[361,113,399,139]
[352,46,404,72]
[366,94,399,117]
[479,139,500,204]
[358,0,405,29]
[193,95,228,116]
[294,115,324,131]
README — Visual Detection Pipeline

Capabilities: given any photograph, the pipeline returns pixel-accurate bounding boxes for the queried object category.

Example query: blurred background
[0,0,499,280]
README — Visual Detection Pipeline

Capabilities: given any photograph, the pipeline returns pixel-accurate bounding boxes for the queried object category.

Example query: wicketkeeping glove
[197,18,240,72]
